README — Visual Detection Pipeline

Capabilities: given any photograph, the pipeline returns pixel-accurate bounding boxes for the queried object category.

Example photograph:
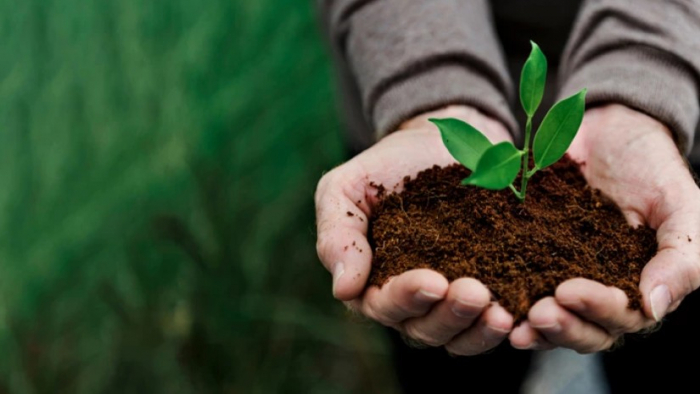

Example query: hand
[315,106,515,355]
[510,104,700,353]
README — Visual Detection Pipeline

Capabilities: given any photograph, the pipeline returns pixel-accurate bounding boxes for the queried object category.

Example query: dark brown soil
[367,156,657,323]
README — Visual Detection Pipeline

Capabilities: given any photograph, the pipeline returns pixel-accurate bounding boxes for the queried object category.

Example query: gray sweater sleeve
[558,0,700,153]
[319,0,517,140]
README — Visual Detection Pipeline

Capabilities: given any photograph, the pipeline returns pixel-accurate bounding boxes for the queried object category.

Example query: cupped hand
[510,104,700,353]
[315,106,515,355]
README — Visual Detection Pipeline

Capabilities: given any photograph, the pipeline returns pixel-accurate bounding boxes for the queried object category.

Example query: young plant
[430,42,586,202]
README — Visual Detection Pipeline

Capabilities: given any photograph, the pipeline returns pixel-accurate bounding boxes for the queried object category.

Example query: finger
[639,191,700,321]
[555,278,652,335]
[444,302,513,356]
[509,321,556,351]
[359,269,448,326]
[401,278,491,346]
[315,166,373,300]
[529,297,615,354]
[640,248,700,321]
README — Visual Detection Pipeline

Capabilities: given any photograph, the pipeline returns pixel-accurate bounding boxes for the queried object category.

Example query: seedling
[430,42,586,202]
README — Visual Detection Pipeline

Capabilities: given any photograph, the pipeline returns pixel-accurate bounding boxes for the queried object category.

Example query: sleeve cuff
[373,64,519,139]
[342,0,516,140]
[558,46,699,154]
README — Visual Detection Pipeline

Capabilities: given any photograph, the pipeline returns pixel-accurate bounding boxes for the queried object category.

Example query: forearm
[318,0,517,141]
[558,0,700,154]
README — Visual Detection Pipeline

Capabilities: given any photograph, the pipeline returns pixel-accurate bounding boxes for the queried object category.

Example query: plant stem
[518,117,533,202]
[508,184,522,200]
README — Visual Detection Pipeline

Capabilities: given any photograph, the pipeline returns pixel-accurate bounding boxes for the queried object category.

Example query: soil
[366,156,657,323]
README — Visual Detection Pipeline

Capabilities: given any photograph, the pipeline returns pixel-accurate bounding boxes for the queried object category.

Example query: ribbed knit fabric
[558,0,700,153]
[321,0,516,139]
[319,0,700,153]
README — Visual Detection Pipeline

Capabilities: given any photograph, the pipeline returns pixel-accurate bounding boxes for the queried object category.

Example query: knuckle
[443,342,466,356]
[315,233,335,262]
[320,165,348,189]
[616,316,642,335]
[316,170,335,194]
[403,324,444,347]
[578,328,615,353]
[597,310,617,328]
[682,259,700,296]
[314,170,341,210]
[394,297,422,317]
[579,337,613,354]
[445,330,496,356]
[444,341,480,357]
[314,180,329,208]
[361,297,380,321]
[600,336,616,352]
[557,320,587,347]
[363,298,396,326]
[636,319,662,335]
[576,343,600,355]
[602,291,638,333]
[388,303,416,323]
[399,332,430,349]
[388,291,423,318]
[611,288,630,312]
[556,312,576,334]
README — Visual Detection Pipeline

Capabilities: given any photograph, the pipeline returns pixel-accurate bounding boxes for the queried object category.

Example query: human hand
[510,104,700,353]
[315,106,516,355]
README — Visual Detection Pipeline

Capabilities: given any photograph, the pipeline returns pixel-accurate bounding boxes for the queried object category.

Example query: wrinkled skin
[510,104,700,353]
[315,106,516,355]
[315,103,700,355]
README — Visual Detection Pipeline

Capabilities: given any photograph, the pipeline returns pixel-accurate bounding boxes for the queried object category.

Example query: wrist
[582,104,673,144]
[569,104,676,161]
[397,105,512,144]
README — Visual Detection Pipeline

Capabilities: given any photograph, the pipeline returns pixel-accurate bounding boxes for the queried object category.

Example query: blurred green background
[0,0,398,392]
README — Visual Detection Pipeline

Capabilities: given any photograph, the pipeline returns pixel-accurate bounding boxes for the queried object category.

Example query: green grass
[0,1,398,392]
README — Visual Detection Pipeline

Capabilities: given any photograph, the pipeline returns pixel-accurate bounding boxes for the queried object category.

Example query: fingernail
[559,299,585,311]
[650,285,672,322]
[332,262,345,297]
[451,299,482,318]
[484,325,510,340]
[415,289,442,303]
[512,342,533,350]
[513,340,546,351]
[532,323,561,334]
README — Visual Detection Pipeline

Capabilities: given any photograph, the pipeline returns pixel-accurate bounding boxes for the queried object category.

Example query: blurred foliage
[0,0,398,392]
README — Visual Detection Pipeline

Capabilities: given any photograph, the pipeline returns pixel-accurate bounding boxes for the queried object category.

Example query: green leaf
[430,118,492,171]
[520,41,547,117]
[533,89,587,169]
[462,142,522,190]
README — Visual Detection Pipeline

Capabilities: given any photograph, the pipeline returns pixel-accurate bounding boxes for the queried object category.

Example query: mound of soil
[367,157,657,322]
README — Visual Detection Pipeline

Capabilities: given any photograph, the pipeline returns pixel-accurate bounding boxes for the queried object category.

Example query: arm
[318,0,518,139]
[557,0,700,153]
[510,1,700,353]
[316,106,515,355]
[316,0,523,355]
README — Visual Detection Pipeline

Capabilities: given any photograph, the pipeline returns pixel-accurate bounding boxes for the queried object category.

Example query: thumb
[639,204,700,321]
[315,166,373,301]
